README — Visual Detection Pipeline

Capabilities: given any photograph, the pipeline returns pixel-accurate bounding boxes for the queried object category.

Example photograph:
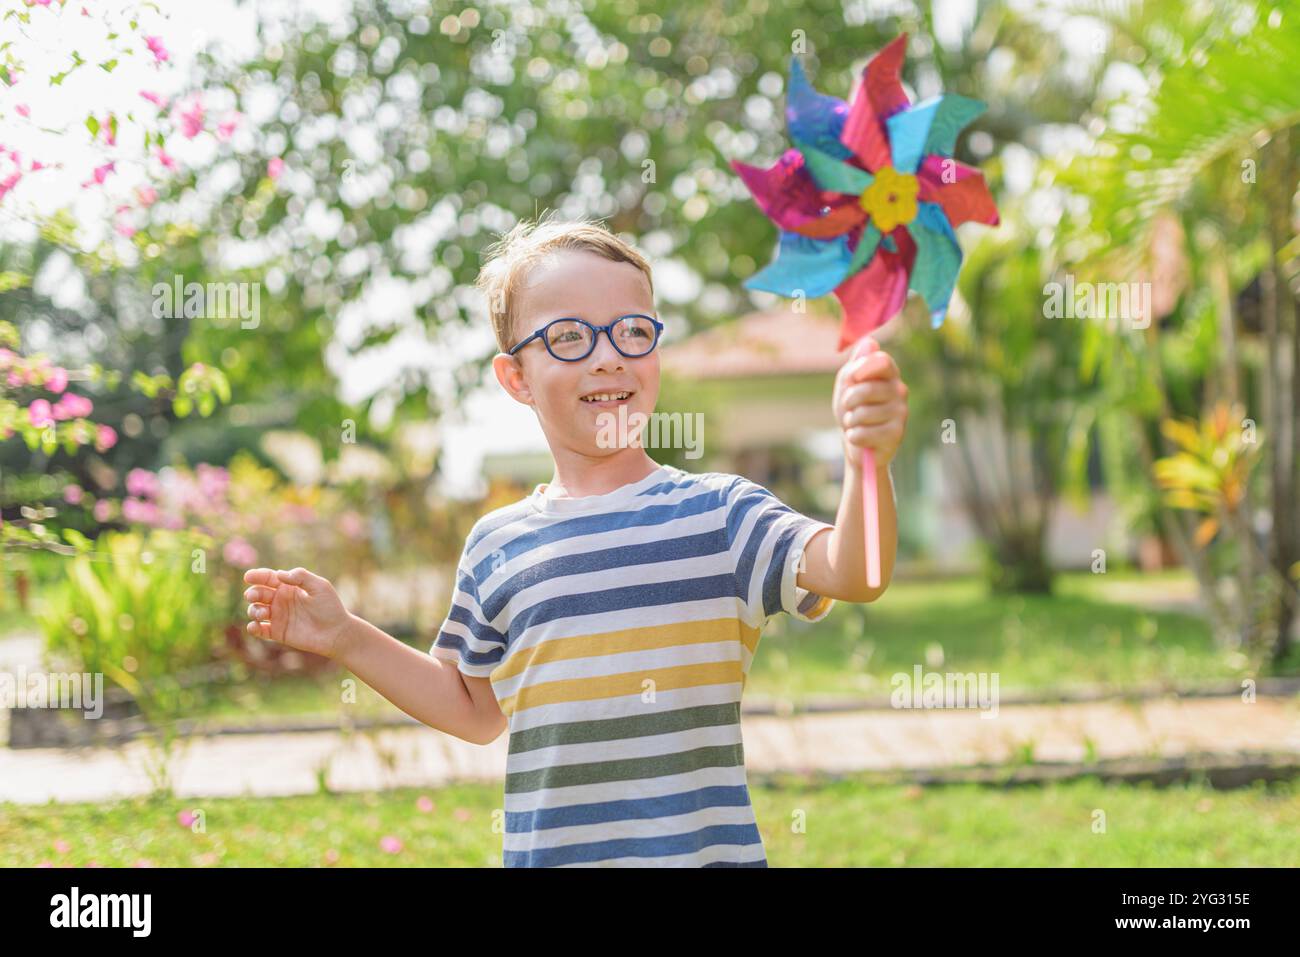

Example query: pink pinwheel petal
[833,228,916,349]
[864,34,911,120]
[841,71,893,172]
[730,150,831,233]
[917,156,1000,226]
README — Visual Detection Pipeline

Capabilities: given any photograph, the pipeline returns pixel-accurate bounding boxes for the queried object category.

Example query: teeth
[581,392,630,402]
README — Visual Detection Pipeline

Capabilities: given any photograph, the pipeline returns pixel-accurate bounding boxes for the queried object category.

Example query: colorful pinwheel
[731,34,999,587]
[732,33,999,348]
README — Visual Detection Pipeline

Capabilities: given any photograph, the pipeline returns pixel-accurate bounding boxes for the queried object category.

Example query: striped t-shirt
[430,462,835,867]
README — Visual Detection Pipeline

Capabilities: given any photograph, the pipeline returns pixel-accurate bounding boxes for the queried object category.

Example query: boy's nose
[588,331,626,371]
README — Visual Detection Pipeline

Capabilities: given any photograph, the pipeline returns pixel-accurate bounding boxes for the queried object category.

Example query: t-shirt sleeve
[430,547,509,678]
[726,475,836,624]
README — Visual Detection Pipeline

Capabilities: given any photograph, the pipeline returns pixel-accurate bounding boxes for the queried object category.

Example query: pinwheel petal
[906,202,963,326]
[832,227,916,349]
[796,139,874,195]
[787,201,867,239]
[846,221,883,276]
[787,58,852,160]
[886,94,985,174]
[841,66,893,172]
[864,33,911,119]
[917,156,1000,226]
[745,231,854,299]
[730,150,829,232]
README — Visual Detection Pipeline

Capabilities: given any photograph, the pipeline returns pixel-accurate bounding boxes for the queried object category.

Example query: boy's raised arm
[796,337,906,603]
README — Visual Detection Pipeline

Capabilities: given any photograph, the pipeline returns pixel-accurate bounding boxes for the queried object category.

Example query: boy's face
[492,249,660,458]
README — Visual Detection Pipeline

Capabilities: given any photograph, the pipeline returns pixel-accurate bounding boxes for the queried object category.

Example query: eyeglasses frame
[507,314,665,362]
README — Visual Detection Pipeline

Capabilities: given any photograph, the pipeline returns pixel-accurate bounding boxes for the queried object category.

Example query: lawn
[2,775,1296,867]
[4,569,1272,733]
[181,571,1243,726]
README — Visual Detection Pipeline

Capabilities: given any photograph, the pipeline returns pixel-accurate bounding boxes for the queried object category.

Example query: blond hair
[475,213,655,353]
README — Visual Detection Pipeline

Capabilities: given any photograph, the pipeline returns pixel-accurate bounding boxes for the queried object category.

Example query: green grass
[744,572,1254,705]
[13,569,1274,728]
[2,775,1296,867]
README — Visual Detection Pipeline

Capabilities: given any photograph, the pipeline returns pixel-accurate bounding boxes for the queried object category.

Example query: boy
[242,216,907,867]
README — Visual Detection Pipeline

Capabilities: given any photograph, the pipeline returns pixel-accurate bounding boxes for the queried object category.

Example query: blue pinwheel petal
[905,202,963,326]
[745,230,854,299]
[796,139,874,195]
[787,58,852,161]
[885,94,986,173]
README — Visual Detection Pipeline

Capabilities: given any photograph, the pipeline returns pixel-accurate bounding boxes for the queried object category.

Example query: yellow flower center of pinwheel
[858,165,919,233]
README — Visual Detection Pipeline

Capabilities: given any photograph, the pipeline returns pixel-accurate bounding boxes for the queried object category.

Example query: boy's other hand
[242,566,354,660]
[833,336,909,471]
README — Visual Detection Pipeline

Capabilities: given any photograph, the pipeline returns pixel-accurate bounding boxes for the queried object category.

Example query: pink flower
[0,348,15,369]
[177,97,205,139]
[379,836,403,855]
[177,810,196,828]
[267,157,284,180]
[0,171,21,201]
[144,36,169,64]
[416,796,434,813]
[44,366,67,393]
[216,113,241,140]
[196,463,229,500]
[114,219,136,239]
[140,90,169,110]
[133,859,156,868]
[222,538,257,566]
[53,839,70,854]
[125,468,160,498]
[136,185,158,206]
[101,114,116,146]
[155,148,177,171]
[92,499,114,522]
[122,497,159,525]
[54,392,92,419]
[94,423,117,452]
[84,162,115,187]
[340,510,365,539]
[323,848,340,865]
[62,484,84,505]
[27,399,54,428]
[15,104,29,118]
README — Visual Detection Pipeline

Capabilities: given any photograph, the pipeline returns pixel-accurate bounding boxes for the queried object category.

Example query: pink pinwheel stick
[849,336,882,588]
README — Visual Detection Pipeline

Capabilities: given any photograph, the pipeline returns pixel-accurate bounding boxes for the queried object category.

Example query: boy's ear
[492,352,534,406]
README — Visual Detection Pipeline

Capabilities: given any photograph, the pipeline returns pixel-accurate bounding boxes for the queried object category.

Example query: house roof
[660,309,854,380]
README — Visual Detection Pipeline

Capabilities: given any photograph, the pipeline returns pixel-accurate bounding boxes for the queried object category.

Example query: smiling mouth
[579,390,634,405]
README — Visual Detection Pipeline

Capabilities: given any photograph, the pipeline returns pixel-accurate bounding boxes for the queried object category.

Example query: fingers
[845,421,906,450]
[245,619,272,640]
[849,335,880,362]
[276,566,326,595]
[243,585,276,604]
[843,400,907,429]
[247,602,270,621]
[243,567,281,587]
[849,351,899,382]
[842,379,899,409]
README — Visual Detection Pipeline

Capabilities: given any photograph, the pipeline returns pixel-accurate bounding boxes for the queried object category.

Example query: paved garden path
[1,692,1296,804]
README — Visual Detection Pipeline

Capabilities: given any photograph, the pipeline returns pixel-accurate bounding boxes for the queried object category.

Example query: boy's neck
[547,449,660,499]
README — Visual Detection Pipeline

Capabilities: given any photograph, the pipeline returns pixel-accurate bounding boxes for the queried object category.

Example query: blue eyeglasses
[508,314,664,362]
